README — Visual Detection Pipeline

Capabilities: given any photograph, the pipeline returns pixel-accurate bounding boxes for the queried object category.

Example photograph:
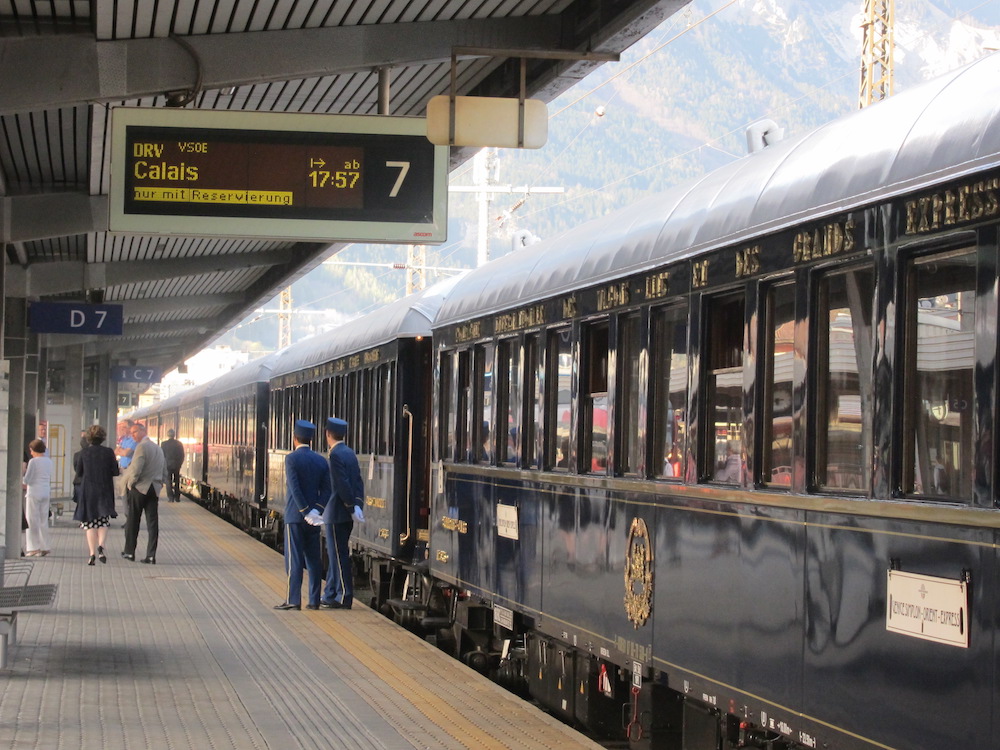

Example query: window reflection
[548,328,573,470]
[904,249,975,501]
[815,267,873,492]
[651,305,687,479]
[764,283,796,487]
[705,294,744,483]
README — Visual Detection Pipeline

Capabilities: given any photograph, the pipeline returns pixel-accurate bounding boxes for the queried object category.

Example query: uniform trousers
[284,522,323,607]
[124,485,159,559]
[323,520,354,605]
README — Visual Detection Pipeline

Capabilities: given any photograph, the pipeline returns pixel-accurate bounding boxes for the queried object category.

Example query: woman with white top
[22,438,53,557]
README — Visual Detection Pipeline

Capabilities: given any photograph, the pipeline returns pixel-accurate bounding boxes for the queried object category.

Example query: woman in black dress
[73,424,120,565]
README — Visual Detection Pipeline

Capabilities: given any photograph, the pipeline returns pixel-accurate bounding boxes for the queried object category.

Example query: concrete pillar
[3,299,29,559]
[65,345,84,435]
[0,260,6,557]
[96,354,112,429]
[23,329,39,450]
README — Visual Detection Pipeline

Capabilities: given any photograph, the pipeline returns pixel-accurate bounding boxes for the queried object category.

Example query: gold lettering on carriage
[562,296,577,319]
[442,516,468,533]
[645,272,670,300]
[597,282,631,311]
[454,321,482,343]
[735,245,761,278]
[793,220,855,263]
[363,349,380,364]
[692,260,710,289]
[495,304,546,334]
[905,177,1000,235]
[366,496,386,509]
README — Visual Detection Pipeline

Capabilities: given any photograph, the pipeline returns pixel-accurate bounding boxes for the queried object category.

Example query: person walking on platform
[22,439,54,557]
[121,422,166,565]
[114,420,136,527]
[74,425,120,565]
[161,429,185,502]
[321,417,365,610]
[275,420,330,611]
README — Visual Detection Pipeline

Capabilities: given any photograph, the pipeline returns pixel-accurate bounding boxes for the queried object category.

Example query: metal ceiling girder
[0,193,108,243]
[0,16,563,115]
[118,293,247,317]
[5,248,293,297]
[88,334,200,357]
[41,316,219,349]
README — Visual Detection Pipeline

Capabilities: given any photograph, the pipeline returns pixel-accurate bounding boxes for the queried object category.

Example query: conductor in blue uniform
[321,417,364,609]
[275,419,331,611]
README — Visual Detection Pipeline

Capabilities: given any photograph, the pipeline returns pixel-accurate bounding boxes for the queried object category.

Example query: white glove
[352,505,365,523]
[304,509,322,526]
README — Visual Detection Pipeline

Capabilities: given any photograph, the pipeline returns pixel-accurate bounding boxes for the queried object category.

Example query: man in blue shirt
[275,420,331,611]
[321,417,364,610]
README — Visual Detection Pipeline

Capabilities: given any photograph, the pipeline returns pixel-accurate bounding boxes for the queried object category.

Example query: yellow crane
[859,0,895,108]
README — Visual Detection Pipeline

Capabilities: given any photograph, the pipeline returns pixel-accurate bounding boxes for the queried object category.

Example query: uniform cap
[293,419,316,440]
[326,417,348,435]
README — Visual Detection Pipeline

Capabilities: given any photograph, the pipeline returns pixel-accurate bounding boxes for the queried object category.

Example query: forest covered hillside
[217,0,1000,353]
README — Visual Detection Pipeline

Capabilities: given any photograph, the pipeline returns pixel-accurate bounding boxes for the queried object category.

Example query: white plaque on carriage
[886,570,969,648]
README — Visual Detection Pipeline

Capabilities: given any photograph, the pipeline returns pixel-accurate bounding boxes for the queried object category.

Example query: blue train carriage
[201,355,274,530]
[266,278,459,603]
[428,55,1000,749]
[127,385,206,503]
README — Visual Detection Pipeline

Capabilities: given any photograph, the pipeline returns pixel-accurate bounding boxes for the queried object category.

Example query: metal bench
[0,557,58,669]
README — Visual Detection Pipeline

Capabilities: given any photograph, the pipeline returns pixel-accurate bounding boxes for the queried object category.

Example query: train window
[498,339,521,465]
[457,349,473,462]
[704,293,745,483]
[902,248,976,501]
[583,321,610,474]
[346,371,359,446]
[379,363,394,456]
[361,368,373,453]
[475,344,495,464]
[525,333,542,469]
[618,313,643,475]
[763,282,796,488]
[650,304,688,480]
[814,266,874,493]
[440,352,454,461]
[546,327,573,471]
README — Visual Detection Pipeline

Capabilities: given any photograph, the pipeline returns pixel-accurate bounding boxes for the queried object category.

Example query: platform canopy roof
[0,0,689,380]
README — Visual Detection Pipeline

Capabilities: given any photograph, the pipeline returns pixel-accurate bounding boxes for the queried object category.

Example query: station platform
[1,500,602,750]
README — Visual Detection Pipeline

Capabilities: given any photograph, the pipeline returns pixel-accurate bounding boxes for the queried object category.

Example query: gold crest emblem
[624,517,653,628]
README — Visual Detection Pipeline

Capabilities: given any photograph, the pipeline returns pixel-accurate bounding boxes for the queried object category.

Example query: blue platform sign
[111,366,163,383]
[29,302,123,336]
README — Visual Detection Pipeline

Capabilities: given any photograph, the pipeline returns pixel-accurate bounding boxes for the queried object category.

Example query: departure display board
[109,108,448,243]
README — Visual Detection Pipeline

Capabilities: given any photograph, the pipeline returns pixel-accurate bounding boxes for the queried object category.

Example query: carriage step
[386,598,428,612]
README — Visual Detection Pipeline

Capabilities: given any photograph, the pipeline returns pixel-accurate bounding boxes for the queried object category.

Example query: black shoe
[273,602,301,611]
[140,557,155,564]
[98,546,107,564]
[305,604,320,610]
[320,599,351,609]
[88,555,96,566]
[121,552,134,561]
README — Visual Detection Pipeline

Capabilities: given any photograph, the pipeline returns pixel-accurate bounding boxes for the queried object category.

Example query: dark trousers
[323,520,354,604]
[124,485,159,559]
[284,522,323,606]
[166,468,182,501]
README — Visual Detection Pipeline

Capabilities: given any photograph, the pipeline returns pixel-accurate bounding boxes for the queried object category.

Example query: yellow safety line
[187,509,538,750]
